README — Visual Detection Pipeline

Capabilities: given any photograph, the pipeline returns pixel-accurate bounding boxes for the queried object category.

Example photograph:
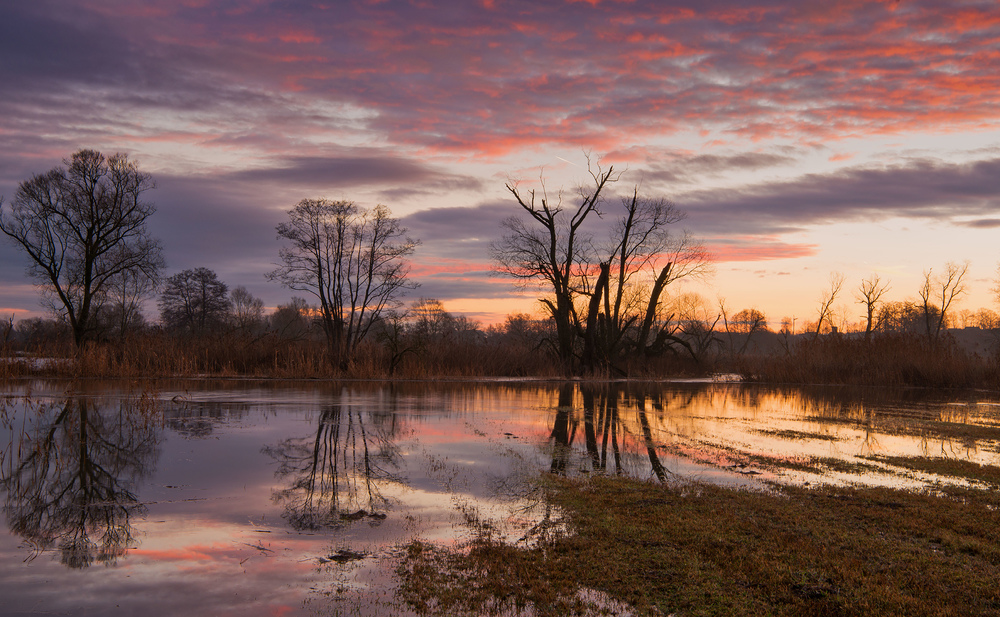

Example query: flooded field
[2,379,1000,616]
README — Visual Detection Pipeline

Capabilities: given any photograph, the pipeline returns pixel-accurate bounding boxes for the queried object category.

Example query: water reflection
[263,401,405,530]
[551,384,674,481]
[1,380,999,616]
[541,383,1000,489]
[164,400,250,437]
[1,394,160,567]
[549,384,706,482]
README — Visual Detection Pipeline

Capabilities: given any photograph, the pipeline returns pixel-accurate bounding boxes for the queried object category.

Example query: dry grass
[868,456,1000,487]
[398,475,1000,616]
[0,332,574,380]
[735,333,1000,389]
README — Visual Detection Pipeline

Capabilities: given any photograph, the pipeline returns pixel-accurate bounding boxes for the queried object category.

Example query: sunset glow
[2,0,1000,325]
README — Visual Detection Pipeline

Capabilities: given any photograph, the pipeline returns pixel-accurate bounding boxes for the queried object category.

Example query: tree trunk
[581,263,609,372]
[637,262,672,352]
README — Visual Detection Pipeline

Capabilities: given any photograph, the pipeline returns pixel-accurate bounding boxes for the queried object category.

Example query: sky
[2,0,1000,328]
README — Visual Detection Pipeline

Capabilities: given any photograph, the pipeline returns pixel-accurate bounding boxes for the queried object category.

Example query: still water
[2,379,999,616]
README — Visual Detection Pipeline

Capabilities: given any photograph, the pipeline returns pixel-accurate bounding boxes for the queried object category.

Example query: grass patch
[398,475,1000,616]
[741,452,880,477]
[756,428,841,441]
[870,456,1000,486]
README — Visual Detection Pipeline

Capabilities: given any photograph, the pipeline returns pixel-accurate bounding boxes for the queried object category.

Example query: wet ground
[2,379,999,616]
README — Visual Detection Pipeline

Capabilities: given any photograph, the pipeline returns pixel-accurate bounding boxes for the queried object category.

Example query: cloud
[402,203,508,258]
[0,3,136,89]
[225,153,482,193]
[706,239,819,262]
[4,0,1000,319]
[678,156,1000,235]
[957,218,1000,229]
[616,148,799,184]
[5,0,1000,162]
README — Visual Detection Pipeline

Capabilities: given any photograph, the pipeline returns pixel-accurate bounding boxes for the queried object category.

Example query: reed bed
[0,331,573,380]
[5,329,998,387]
[734,332,1000,389]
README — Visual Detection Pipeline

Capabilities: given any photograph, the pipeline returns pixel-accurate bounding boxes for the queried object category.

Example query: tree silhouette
[919,261,969,342]
[856,274,890,341]
[491,161,617,373]
[268,199,419,367]
[492,162,708,374]
[0,150,163,346]
[158,267,231,333]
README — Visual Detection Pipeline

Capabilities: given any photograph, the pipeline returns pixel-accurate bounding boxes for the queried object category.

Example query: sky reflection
[2,380,1000,615]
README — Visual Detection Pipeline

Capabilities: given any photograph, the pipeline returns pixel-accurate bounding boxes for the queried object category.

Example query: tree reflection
[548,384,673,481]
[1,395,160,568]
[264,403,403,530]
[550,384,575,474]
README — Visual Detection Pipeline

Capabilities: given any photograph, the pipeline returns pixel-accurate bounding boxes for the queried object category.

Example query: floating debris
[320,549,367,564]
[340,509,387,522]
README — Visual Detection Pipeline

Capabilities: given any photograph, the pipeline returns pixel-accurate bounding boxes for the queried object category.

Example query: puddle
[2,380,1000,615]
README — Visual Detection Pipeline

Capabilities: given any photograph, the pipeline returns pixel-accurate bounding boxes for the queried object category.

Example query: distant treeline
[3,289,1000,388]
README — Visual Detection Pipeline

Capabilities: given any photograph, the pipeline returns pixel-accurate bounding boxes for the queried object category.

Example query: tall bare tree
[492,163,709,373]
[0,150,162,346]
[594,191,711,365]
[268,199,418,366]
[229,285,265,335]
[490,161,618,371]
[856,273,890,341]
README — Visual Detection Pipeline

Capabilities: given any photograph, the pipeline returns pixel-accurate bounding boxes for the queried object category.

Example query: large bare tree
[491,162,709,373]
[158,267,231,334]
[590,191,711,366]
[268,199,418,366]
[490,162,617,372]
[814,272,845,335]
[0,150,162,346]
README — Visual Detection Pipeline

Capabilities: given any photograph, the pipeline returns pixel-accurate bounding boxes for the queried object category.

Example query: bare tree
[0,150,162,346]
[101,256,162,341]
[490,160,618,371]
[594,191,711,365]
[673,293,721,360]
[814,272,845,335]
[855,273,890,341]
[989,263,1000,309]
[919,261,969,341]
[158,267,231,333]
[718,300,766,357]
[268,199,419,366]
[268,297,313,341]
[491,160,709,373]
[230,286,265,334]
[974,308,1000,330]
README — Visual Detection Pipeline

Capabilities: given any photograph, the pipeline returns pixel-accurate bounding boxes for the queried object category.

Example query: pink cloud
[707,242,819,263]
